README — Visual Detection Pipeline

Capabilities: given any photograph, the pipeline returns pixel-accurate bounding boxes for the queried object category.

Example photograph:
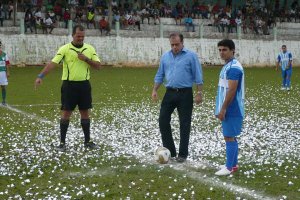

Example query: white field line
[10,102,143,107]
[3,104,277,200]
[2,104,55,126]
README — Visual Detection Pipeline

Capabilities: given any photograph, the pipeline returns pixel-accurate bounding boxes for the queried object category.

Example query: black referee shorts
[61,80,92,111]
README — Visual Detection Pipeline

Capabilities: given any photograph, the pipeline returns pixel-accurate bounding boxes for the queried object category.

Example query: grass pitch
[0,66,299,199]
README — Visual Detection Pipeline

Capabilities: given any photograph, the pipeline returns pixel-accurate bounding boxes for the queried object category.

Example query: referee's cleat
[1,101,6,106]
[56,143,66,152]
[84,141,99,150]
[280,87,286,90]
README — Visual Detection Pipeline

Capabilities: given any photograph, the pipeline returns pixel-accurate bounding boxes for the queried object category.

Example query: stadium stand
[0,0,300,40]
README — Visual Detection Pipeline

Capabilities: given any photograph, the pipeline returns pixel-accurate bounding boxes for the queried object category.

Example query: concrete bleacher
[1,14,300,40]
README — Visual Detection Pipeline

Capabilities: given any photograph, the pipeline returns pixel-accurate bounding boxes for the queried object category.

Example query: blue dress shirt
[154,47,203,88]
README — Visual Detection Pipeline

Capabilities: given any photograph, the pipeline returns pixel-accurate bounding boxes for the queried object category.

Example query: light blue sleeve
[154,55,165,84]
[191,53,203,85]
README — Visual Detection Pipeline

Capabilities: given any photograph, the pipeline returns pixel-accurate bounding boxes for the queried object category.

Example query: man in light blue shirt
[152,32,203,163]
[276,45,292,91]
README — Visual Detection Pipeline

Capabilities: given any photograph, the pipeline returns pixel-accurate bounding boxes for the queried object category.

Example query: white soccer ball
[155,146,171,164]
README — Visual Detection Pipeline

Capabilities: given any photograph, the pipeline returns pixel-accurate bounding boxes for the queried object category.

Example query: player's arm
[34,62,59,89]
[217,80,238,121]
[6,64,10,78]
[276,55,281,71]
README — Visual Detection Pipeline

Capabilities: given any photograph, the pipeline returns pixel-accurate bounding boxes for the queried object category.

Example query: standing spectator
[276,45,293,91]
[0,4,4,27]
[8,1,13,20]
[34,25,102,151]
[0,41,10,105]
[152,33,203,163]
[99,16,110,35]
[184,14,195,32]
[63,8,71,29]
[25,8,34,33]
[215,39,244,176]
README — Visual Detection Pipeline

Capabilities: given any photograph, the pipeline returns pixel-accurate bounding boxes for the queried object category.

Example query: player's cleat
[176,156,187,163]
[280,87,286,90]
[215,167,232,176]
[219,164,238,172]
[56,143,66,152]
[84,141,99,150]
[1,101,6,106]
[286,87,291,91]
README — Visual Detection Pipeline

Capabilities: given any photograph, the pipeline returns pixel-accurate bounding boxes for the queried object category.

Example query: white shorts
[0,71,8,85]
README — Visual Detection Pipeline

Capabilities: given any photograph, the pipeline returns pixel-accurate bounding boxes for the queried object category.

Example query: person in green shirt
[34,25,102,151]
[0,41,10,105]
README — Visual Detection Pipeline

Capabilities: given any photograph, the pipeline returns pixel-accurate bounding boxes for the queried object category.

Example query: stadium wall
[1,34,299,67]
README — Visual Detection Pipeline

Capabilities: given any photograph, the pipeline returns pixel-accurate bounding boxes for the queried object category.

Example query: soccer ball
[155,147,171,164]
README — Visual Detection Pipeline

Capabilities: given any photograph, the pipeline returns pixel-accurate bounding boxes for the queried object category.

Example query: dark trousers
[159,88,193,158]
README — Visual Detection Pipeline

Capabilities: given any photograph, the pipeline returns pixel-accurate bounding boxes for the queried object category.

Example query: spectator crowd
[0,0,300,36]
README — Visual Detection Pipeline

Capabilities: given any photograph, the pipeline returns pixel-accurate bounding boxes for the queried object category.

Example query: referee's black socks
[60,119,70,144]
[81,119,90,143]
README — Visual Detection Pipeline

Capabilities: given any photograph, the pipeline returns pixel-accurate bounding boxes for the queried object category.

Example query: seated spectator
[192,1,200,18]
[171,7,181,25]
[99,16,110,35]
[74,6,83,24]
[132,0,140,12]
[53,2,63,21]
[63,8,71,28]
[140,7,150,24]
[124,0,130,13]
[198,3,209,19]
[184,14,195,32]
[213,16,222,32]
[150,6,160,25]
[229,17,236,33]
[211,3,220,19]
[86,8,96,29]
[220,15,229,32]
[112,0,118,13]
[43,14,55,34]
[132,12,141,31]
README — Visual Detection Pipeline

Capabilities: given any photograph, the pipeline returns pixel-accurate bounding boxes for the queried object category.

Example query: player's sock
[232,139,238,167]
[2,88,6,103]
[282,78,286,87]
[60,119,69,144]
[226,141,237,170]
[81,118,90,143]
[286,79,291,88]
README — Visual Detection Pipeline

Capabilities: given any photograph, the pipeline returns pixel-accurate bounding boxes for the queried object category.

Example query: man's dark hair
[72,25,85,35]
[169,32,184,42]
[282,45,287,48]
[217,39,235,50]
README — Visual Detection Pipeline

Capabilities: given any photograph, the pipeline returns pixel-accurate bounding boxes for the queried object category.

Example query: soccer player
[34,25,102,151]
[215,39,244,176]
[276,45,292,91]
[0,41,10,106]
[152,32,203,163]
